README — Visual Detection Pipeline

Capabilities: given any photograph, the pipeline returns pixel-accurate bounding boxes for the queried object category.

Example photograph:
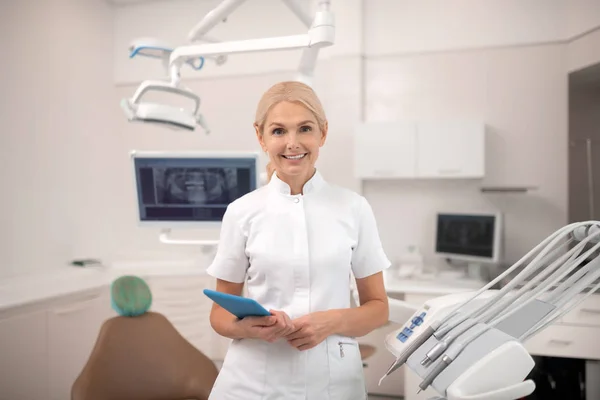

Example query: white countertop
[0,261,210,311]
[383,269,486,296]
[0,268,111,311]
[0,262,487,312]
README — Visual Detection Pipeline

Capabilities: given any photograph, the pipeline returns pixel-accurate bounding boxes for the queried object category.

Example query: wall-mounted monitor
[130,151,259,227]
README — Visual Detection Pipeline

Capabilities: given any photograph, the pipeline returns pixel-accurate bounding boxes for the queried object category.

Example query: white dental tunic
[206,170,390,400]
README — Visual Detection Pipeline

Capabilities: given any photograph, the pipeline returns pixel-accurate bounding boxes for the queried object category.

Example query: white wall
[365,45,568,266]
[365,0,565,56]
[0,0,116,279]
[3,0,599,278]
[566,0,600,38]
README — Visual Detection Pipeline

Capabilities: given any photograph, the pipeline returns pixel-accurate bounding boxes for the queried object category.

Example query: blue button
[410,323,416,329]
[398,333,408,343]
[412,312,427,327]
[402,327,413,336]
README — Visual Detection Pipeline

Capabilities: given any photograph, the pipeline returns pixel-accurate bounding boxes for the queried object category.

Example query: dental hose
[416,222,600,392]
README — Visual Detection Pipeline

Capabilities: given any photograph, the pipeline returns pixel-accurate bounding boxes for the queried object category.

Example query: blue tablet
[203,289,271,319]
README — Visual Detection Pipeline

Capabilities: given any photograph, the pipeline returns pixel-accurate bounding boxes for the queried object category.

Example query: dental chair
[72,277,219,400]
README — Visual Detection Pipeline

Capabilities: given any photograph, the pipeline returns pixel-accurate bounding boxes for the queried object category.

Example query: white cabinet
[354,120,485,180]
[416,120,485,178]
[0,308,48,400]
[48,289,112,400]
[0,287,111,400]
[354,121,417,179]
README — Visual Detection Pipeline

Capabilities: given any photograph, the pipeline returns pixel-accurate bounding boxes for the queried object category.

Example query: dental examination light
[379,221,600,400]
[121,0,335,132]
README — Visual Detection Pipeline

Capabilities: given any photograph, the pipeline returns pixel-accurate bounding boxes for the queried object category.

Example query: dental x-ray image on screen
[435,212,502,263]
[159,167,237,205]
[131,152,259,224]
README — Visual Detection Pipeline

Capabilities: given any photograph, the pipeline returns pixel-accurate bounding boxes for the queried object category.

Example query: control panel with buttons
[396,311,427,343]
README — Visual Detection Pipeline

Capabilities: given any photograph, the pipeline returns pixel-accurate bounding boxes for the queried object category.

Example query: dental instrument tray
[379,221,600,400]
[203,289,271,319]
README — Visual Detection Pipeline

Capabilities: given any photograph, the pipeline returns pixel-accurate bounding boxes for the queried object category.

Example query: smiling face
[256,101,327,187]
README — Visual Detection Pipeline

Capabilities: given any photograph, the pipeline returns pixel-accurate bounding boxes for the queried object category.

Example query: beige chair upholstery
[72,311,219,400]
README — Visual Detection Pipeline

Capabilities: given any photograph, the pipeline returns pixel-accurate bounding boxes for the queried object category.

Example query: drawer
[524,324,600,360]
[560,294,600,327]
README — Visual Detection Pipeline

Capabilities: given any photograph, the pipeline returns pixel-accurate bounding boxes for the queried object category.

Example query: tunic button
[294,198,300,203]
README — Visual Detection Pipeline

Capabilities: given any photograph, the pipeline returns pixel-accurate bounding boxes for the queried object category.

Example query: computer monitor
[130,151,259,226]
[435,212,503,265]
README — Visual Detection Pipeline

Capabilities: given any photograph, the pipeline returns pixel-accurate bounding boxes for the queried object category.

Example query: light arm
[187,0,247,42]
[171,4,335,84]
[281,0,313,27]
[122,0,335,132]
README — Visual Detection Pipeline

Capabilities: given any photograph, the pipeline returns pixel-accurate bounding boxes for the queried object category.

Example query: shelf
[480,186,538,193]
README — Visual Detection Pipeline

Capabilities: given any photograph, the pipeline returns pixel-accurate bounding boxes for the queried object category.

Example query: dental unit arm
[379,221,600,400]
[121,0,335,132]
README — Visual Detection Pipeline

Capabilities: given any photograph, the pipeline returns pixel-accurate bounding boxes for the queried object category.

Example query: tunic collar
[268,169,326,196]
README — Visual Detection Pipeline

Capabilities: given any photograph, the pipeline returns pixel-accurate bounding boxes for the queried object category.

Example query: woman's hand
[235,310,295,343]
[285,311,338,351]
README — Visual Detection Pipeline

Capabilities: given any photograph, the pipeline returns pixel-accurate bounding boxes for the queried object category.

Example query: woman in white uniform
[206,81,391,400]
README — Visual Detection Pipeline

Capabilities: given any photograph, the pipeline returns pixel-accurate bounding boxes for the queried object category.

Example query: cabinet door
[354,121,417,178]
[48,289,110,400]
[569,139,600,222]
[0,309,48,399]
[416,121,485,178]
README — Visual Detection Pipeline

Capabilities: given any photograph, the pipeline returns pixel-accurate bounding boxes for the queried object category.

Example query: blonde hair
[254,81,327,134]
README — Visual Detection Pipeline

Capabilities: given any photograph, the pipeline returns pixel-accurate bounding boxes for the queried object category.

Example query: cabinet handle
[53,295,100,315]
[549,339,572,346]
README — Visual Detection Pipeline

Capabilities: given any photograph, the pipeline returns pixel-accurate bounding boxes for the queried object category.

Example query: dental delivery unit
[381,221,600,400]
[120,0,335,133]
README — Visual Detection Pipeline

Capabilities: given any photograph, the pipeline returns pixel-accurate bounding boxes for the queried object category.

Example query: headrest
[110,275,153,317]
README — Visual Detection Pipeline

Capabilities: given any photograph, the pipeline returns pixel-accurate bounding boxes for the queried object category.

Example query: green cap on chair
[110,275,152,317]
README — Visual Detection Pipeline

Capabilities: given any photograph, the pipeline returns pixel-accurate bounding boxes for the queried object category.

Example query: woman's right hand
[236,310,295,342]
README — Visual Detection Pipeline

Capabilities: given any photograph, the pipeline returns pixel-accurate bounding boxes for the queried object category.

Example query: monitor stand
[159,228,218,254]
[437,259,488,283]
[466,262,484,281]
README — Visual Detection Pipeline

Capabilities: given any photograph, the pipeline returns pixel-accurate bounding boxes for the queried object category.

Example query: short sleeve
[351,196,391,279]
[206,204,249,283]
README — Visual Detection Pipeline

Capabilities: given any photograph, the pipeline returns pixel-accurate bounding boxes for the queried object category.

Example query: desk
[365,270,600,400]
